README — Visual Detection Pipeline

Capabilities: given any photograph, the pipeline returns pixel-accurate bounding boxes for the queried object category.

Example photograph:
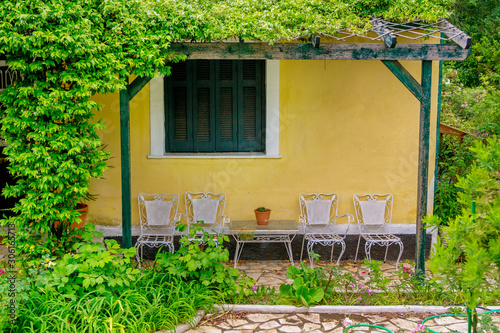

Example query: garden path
[182,260,500,333]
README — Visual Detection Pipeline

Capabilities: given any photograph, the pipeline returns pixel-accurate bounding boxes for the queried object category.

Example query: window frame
[149,60,281,159]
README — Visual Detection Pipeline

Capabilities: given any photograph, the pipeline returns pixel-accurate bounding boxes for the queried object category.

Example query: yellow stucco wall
[88,59,439,226]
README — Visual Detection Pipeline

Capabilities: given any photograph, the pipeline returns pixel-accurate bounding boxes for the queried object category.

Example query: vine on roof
[0,0,451,257]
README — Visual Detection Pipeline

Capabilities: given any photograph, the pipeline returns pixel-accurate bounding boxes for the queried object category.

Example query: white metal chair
[135,193,181,266]
[299,193,353,267]
[185,192,229,243]
[353,193,403,269]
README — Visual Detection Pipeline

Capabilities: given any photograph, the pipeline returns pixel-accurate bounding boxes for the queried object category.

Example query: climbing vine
[0,0,452,257]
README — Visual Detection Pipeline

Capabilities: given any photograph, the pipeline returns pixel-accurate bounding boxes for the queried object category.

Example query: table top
[229,219,298,233]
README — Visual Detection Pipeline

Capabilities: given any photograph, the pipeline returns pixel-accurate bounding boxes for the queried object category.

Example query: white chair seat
[136,234,174,246]
[362,233,401,243]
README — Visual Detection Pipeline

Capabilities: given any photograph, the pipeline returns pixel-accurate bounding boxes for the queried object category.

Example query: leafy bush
[32,239,140,300]
[155,225,254,301]
[427,137,500,333]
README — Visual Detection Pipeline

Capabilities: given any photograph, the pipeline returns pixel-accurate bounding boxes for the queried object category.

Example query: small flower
[30,245,35,250]
[411,324,425,333]
[362,271,366,274]
[343,317,353,327]
[366,289,370,294]
[360,291,364,294]
[359,284,363,288]
[251,286,257,291]
[0,269,5,275]
[403,266,410,274]
[358,296,363,301]
[351,284,355,287]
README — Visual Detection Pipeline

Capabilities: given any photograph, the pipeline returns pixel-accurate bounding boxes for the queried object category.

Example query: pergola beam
[382,60,423,101]
[311,35,321,48]
[372,19,397,48]
[439,21,472,49]
[169,42,470,61]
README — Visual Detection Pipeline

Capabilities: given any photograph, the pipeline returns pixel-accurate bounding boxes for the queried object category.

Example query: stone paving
[188,311,488,333]
[185,260,500,333]
[230,259,415,289]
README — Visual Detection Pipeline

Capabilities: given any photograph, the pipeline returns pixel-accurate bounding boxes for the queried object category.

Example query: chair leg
[233,241,241,268]
[355,235,362,262]
[395,240,404,270]
[330,243,334,263]
[336,241,346,266]
[300,236,306,262]
[364,241,373,264]
[307,241,314,268]
[384,245,389,262]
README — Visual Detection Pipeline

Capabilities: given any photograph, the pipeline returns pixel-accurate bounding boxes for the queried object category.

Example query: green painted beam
[382,60,423,101]
[433,36,445,210]
[129,76,152,100]
[416,60,432,276]
[120,88,132,249]
[169,43,471,61]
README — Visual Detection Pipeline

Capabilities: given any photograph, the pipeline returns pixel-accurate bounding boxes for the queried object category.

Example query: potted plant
[254,206,271,225]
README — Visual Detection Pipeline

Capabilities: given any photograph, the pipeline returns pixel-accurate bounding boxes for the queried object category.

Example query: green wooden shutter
[193,60,215,152]
[166,60,265,153]
[238,60,264,151]
[166,61,193,152]
[216,60,238,151]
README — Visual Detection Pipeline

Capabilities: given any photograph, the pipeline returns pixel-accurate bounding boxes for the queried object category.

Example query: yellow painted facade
[88,59,439,227]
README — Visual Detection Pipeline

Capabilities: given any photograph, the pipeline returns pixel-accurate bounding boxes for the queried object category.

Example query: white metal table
[229,219,298,268]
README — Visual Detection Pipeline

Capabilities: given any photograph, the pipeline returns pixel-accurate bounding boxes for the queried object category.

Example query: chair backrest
[138,193,179,234]
[185,192,226,228]
[353,193,393,234]
[299,193,339,227]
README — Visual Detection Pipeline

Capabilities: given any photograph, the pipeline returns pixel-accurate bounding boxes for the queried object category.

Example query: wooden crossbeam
[311,35,321,48]
[372,19,397,48]
[439,20,472,49]
[169,42,470,61]
[382,60,423,101]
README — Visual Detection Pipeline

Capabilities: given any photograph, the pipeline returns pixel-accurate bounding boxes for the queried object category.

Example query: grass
[5,271,219,333]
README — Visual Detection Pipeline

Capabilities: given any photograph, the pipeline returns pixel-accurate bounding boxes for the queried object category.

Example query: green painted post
[433,35,445,211]
[120,87,132,249]
[416,60,432,276]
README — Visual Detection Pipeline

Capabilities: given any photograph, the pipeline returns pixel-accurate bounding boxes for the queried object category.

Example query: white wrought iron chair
[353,193,403,269]
[185,192,229,243]
[135,193,181,267]
[299,193,353,268]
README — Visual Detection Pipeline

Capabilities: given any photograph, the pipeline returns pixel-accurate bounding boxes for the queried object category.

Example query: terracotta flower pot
[52,203,89,234]
[254,209,271,225]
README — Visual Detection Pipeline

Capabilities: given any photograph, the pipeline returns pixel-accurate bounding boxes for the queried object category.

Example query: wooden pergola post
[120,76,151,249]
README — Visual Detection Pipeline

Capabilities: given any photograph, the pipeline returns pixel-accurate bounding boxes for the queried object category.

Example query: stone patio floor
[184,260,500,333]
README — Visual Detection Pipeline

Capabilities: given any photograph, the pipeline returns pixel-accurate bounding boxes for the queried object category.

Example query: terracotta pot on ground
[52,203,89,232]
[254,209,271,225]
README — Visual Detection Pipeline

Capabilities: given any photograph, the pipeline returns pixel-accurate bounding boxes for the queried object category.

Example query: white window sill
[148,152,282,159]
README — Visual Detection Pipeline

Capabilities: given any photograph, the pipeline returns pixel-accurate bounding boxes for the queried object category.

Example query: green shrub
[427,136,500,333]
[155,225,254,301]
[32,239,140,300]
